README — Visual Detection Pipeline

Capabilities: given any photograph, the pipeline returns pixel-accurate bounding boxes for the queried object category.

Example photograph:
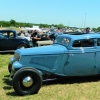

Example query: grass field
[1,54,100,100]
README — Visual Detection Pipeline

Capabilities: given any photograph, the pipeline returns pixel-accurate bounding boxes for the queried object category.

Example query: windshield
[54,37,70,46]
[0,32,8,38]
[0,33,4,38]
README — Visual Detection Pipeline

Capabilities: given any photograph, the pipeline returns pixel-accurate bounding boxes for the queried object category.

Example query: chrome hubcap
[20,46,25,49]
[22,76,34,87]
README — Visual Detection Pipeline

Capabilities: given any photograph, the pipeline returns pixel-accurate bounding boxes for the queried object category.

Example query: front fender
[12,61,23,69]
[9,56,15,64]
[12,61,43,76]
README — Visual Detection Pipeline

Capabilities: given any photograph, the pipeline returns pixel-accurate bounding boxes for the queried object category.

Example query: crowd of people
[17,26,92,47]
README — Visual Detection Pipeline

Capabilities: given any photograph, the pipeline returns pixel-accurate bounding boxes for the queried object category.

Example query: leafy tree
[10,19,16,26]
[97,27,100,32]
[2,21,6,27]
[57,24,64,28]
[92,28,97,32]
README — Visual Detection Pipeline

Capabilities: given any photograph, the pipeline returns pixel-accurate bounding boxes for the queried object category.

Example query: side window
[72,40,81,47]
[3,32,8,38]
[97,38,100,46]
[0,33,4,38]
[72,39,94,47]
[9,32,14,38]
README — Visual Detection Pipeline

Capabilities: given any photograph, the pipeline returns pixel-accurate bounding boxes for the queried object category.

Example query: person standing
[57,26,63,32]
[25,30,31,37]
[30,30,41,47]
[85,27,91,33]
[47,26,63,41]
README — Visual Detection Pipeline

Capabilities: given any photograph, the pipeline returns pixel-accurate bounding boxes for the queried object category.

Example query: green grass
[1,54,100,100]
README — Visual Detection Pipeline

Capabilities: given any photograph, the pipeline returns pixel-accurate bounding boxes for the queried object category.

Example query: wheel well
[17,43,29,49]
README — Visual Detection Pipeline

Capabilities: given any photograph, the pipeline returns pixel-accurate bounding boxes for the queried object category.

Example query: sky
[0,0,100,28]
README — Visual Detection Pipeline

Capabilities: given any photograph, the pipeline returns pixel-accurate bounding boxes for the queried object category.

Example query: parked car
[18,29,53,46]
[8,32,100,96]
[37,33,53,46]
[0,30,31,52]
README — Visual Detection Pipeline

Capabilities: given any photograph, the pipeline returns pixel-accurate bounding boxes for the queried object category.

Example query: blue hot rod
[8,32,100,95]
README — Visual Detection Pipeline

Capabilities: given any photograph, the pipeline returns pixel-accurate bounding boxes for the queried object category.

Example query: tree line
[0,19,100,32]
[0,19,66,28]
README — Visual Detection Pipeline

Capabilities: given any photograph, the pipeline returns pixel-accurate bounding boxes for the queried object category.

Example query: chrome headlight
[14,52,20,61]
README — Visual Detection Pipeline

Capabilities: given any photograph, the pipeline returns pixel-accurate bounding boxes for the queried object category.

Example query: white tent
[25,26,42,32]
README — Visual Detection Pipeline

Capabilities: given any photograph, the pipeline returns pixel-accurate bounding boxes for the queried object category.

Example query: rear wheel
[12,67,42,96]
[17,44,27,49]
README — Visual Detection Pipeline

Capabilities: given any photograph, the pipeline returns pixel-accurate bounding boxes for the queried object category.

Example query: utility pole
[84,13,86,28]
[81,18,83,28]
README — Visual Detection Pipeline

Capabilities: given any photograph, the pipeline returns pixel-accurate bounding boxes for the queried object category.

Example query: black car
[0,30,30,52]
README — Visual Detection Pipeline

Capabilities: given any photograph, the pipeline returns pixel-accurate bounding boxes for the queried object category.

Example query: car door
[95,38,100,74]
[0,32,9,51]
[6,32,16,50]
[64,39,96,76]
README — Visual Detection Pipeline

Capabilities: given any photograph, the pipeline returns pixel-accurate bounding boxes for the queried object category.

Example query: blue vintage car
[8,32,100,95]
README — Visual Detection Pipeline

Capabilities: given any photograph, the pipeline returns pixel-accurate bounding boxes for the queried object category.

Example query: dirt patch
[0,27,7,30]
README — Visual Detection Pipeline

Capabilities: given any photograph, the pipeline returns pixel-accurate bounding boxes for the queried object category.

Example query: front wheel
[12,67,42,96]
[8,63,12,73]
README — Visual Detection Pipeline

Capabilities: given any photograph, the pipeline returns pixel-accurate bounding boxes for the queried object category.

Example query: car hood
[17,36,31,41]
[16,44,67,55]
